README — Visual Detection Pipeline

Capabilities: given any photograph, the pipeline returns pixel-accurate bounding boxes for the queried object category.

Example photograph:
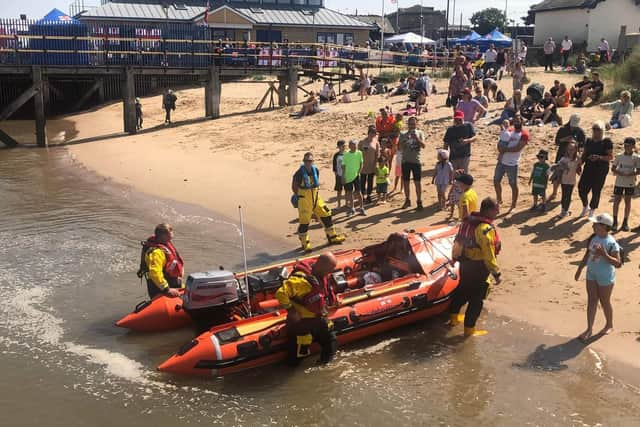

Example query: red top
[376,115,396,136]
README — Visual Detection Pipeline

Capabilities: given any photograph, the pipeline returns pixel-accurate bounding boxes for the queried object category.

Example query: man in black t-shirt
[443,110,477,173]
[532,91,559,124]
[576,72,604,107]
[553,114,586,162]
[570,76,590,103]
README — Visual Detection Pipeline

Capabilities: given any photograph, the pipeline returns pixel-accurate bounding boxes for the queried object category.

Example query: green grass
[598,46,640,104]
[252,74,266,81]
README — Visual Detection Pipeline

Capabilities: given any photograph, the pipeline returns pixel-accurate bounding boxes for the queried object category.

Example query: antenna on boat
[239,205,251,317]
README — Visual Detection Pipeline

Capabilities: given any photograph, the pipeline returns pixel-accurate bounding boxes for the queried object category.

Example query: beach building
[386,5,447,40]
[529,0,640,50]
[75,0,373,45]
[348,14,396,44]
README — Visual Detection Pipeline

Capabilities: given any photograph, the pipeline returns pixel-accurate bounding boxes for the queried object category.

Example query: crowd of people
[286,51,638,353]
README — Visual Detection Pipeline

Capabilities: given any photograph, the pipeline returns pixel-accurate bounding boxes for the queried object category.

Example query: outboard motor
[182,270,244,333]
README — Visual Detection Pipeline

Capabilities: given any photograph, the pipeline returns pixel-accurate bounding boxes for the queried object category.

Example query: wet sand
[7,67,638,372]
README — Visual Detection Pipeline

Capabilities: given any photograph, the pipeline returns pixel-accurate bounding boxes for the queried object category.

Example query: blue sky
[2,0,536,23]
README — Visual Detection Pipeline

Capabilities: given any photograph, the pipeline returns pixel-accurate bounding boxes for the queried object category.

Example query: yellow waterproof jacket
[276,275,317,319]
[463,223,500,275]
[145,248,170,292]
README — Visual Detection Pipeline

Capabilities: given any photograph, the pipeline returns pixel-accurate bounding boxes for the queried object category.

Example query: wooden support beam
[287,67,298,106]
[33,66,47,147]
[277,76,286,107]
[97,77,105,104]
[205,65,221,119]
[72,78,103,111]
[122,67,137,134]
[0,129,19,148]
[0,83,38,121]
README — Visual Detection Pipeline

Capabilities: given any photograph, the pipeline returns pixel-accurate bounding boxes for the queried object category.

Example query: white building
[530,0,640,50]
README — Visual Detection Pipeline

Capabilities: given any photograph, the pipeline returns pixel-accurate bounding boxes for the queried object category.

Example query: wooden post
[277,75,287,107]
[122,67,136,134]
[287,66,298,106]
[32,66,47,147]
[205,65,221,118]
[97,77,105,104]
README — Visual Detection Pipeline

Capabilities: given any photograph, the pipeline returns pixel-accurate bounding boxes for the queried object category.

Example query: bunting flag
[204,0,210,22]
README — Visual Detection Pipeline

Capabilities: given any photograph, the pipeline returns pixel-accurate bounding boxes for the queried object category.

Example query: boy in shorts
[611,137,640,231]
[332,140,346,207]
[342,140,366,216]
[529,149,550,211]
[375,157,390,203]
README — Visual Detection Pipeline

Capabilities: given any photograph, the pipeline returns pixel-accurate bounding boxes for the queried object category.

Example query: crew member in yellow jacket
[292,152,345,252]
[276,252,338,366]
[449,198,502,337]
[138,223,185,298]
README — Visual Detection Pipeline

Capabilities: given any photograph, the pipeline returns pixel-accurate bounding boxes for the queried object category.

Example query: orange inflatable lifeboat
[116,249,364,332]
[158,226,459,376]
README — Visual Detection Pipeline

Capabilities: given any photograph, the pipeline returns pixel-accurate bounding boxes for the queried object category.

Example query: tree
[470,8,507,35]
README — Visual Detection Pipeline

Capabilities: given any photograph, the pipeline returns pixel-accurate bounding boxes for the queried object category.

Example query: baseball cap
[589,213,614,227]
[453,110,465,120]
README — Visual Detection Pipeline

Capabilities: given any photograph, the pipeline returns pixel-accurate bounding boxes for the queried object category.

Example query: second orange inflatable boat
[158,226,459,376]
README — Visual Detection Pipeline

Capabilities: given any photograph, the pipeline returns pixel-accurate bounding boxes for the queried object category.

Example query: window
[308,0,322,5]
[318,32,353,45]
[301,9,314,15]
[262,0,276,3]
[293,0,305,4]
[250,7,264,13]
[277,0,291,3]
[173,3,187,10]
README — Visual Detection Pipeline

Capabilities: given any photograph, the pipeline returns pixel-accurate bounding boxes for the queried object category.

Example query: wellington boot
[464,327,488,337]
[326,227,345,245]
[448,313,465,326]
[299,234,312,252]
[328,234,346,245]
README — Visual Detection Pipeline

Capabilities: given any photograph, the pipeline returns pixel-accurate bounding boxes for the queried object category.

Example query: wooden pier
[0,64,303,147]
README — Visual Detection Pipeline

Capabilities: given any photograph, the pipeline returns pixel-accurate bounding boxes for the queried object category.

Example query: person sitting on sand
[319,82,336,103]
[300,91,320,116]
[415,90,428,116]
[554,83,570,108]
[574,213,621,341]
[570,75,591,103]
[387,78,409,97]
[531,91,561,125]
[601,90,634,130]
[575,72,604,107]
[339,89,352,104]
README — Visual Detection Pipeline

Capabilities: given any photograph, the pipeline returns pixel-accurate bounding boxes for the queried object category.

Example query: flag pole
[381,0,385,51]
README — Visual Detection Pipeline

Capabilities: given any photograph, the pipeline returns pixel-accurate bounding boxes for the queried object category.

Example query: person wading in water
[137,223,184,299]
[449,198,502,337]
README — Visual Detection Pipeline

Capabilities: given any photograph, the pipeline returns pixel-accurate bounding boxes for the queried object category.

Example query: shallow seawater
[1,148,638,427]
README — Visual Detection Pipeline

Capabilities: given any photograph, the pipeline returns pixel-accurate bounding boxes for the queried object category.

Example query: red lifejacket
[139,235,184,285]
[453,214,501,260]
[290,261,331,315]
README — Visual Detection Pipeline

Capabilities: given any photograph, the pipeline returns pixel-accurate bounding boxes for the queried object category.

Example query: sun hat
[589,213,614,227]
[453,110,465,120]
[135,97,140,103]
[438,149,449,160]
[569,114,580,127]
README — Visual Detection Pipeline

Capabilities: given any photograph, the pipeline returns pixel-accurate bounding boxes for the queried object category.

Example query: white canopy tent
[384,32,436,45]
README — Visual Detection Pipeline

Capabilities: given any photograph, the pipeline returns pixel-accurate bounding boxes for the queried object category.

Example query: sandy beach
[14,67,638,370]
